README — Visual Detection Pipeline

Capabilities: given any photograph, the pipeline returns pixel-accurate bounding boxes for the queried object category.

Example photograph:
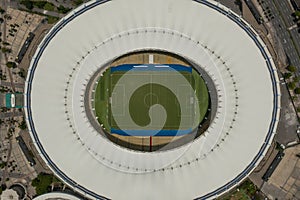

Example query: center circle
[85,50,216,152]
[144,92,159,107]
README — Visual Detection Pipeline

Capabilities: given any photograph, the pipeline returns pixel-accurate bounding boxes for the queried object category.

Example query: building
[24,0,281,199]
[33,192,81,200]
[0,189,19,200]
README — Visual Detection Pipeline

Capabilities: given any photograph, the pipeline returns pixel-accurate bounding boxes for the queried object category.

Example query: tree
[294,76,300,82]
[20,0,34,10]
[19,120,27,130]
[1,47,12,53]
[47,16,59,24]
[0,7,5,14]
[283,72,292,79]
[4,14,11,20]
[287,65,297,72]
[57,5,71,14]
[18,69,26,79]
[6,61,16,68]
[33,1,47,9]
[295,10,300,18]
[294,87,300,94]
[73,0,83,6]
[288,82,296,90]
[32,173,55,196]
[43,2,55,11]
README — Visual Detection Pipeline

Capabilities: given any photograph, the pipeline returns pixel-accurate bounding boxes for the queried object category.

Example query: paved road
[0,170,24,179]
[0,81,24,88]
[273,0,300,55]
[260,0,300,71]
[0,111,23,119]
[276,81,299,145]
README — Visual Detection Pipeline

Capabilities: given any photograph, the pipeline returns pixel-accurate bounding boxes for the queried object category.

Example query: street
[260,0,300,72]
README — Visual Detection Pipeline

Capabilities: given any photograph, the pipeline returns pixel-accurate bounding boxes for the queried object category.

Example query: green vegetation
[95,67,209,132]
[43,2,55,11]
[283,72,292,79]
[128,83,181,129]
[20,0,34,10]
[21,0,58,12]
[192,69,209,122]
[294,76,300,82]
[287,65,297,72]
[0,7,5,14]
[218,179,262,200]
[94,69,111,131]
[21,1,55,10]
[0,162,7,169]
[47,16,59,24]
[18,68,26,79]
[32,173,60,196]
[19,120,27,130]
[73,0,84,6]
[4,14,11,20]
[295,10,300,18]
[57,5,71,14]
[1,47,12,53]
[293,95,298,100]
[2,42,10,46]
[6,61,16,68]
[33,1,47,9]
[288,82,296,90]
[295,87,300,94]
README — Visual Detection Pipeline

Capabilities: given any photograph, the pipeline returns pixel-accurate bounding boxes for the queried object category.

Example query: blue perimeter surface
[5,93,12,108]
[110,64,192,73]
[111,128,192,136]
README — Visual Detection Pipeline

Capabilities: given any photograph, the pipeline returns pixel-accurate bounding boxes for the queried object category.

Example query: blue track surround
[24,0,280,199]
[110,64,192,72]
[111,128,192,136]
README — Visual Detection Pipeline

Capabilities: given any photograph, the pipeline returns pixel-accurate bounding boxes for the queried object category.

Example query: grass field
[94,68,111,131]
[94,66,209,135]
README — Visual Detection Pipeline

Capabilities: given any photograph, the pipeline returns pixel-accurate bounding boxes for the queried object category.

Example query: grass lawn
[217,179,262,200]
[43,2,55,11]
[94,68,111,131]
[128,83,181,129]
[31,173,60,196]
[192,69,209,123]
[94,67,209,133]
[47,16,59,24]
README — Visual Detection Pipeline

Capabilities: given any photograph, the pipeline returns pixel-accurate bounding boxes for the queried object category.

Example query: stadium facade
[24,0,281,199]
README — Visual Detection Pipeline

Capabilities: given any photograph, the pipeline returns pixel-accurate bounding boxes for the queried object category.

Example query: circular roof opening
[85,51,216,152]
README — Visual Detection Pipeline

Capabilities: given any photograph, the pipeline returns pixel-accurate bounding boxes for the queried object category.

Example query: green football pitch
[94,67,209,133]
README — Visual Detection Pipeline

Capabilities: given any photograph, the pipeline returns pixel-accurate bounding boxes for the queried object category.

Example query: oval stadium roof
[24,0,281,199]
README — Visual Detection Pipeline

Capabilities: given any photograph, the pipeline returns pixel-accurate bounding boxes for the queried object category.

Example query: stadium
[24,0,281,199]
[87,51,212,151]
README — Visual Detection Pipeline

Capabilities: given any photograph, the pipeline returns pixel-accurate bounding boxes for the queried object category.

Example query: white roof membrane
[24,0,280,199]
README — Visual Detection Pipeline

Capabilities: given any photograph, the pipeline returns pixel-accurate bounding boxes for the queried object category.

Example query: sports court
[110,64,196,136]
[94,52,209,139]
